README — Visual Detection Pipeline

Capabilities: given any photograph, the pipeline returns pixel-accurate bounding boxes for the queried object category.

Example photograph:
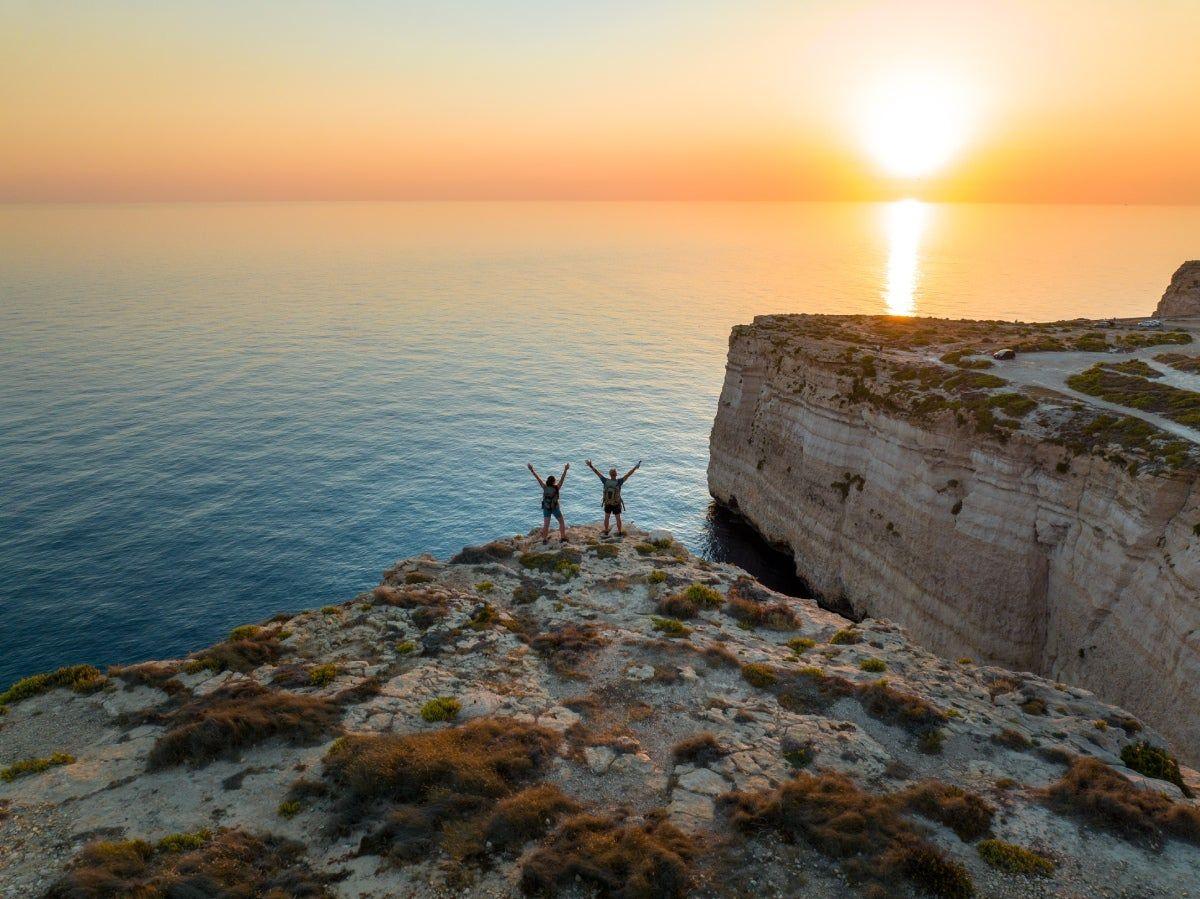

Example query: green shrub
[593,544,619,559]
[829,628,861,645]
[1,752,75,782]
[555,560,581,578]
[155,829,211,853]
[420,696,461,723]
[228,625,260,641]
[0,664,107,706]
[647,569,667,584]
[976,839,1054,876]
[741,663,777,688]
[277,800,302,818]
[788,637,816,653]
[860,658,887,673]
[475,580,495,593]
[320,605,340,615]
[395,640,417,654]
[468,603,500,630]
[308,664,338,688]
[682,583,723,607]
[634,542,657,556]
[651,616,690,638]
[1120,741,1192,797]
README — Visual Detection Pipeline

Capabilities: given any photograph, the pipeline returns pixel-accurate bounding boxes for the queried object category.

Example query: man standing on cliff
[586,459,640,536]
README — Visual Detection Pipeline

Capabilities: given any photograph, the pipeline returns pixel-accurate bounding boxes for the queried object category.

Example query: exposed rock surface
[1156,260,1200,319]
[708,314,1200,764]
[2,525,1199,897]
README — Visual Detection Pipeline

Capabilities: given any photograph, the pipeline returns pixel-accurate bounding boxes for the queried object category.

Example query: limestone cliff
[1155,260,1200,319]
[4,524,1199,897]
[708,314,1200,768]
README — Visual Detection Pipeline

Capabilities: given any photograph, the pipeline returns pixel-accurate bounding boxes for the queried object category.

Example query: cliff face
[1156,260,1200,319]
[3,524,1199,896]
[709,315,1200,762]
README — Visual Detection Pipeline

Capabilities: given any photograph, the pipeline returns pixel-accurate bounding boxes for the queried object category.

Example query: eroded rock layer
[708,314,1200,765]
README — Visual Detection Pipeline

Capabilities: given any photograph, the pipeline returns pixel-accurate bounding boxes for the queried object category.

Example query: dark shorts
[604,504,622,515]
[542,506,564,522]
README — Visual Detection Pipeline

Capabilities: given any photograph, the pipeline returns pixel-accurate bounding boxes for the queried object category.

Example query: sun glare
[882,198,929,315]
[860,77,970,179]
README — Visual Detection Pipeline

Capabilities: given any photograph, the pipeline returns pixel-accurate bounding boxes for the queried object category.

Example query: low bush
[741,663,777,688]
[721,772,974,898]
[829,628,862,645]
[308,663,339,687]
[420,696,461,723]
[647,569,668,584]
[109,662,186,696]
[449,541,513,564]
[1,752,75,783]
[788,637,816,652]
[1039,755,1200,847]
[1120,741,1192,797]
[44,828,336,898]
[594,543,619,559]
[483,784,581,853]
[672,732,725,766]
[475,580,495,593]
[726,595,797,631]
[903,781,994,841]
[146,682,340,770]
[404,571,434,584]
[183,626,285,675]
[520,549,582,573]
[0,664,106,706]
[651,617,690,638]
[520,810,697,899]
[657,592,700,619]
[975,839,1054,876]
[860,658,887,673]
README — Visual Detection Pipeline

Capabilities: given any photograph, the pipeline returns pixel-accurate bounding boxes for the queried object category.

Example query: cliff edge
[1155,261,1200,319]
[2,525,1199,897]
[708,313,1200,771]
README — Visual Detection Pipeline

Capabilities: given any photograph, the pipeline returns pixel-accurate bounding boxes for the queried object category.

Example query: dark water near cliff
[2,201,1198,684]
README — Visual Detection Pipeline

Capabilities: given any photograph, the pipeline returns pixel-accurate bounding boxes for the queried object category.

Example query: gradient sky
[3,0,1199,202]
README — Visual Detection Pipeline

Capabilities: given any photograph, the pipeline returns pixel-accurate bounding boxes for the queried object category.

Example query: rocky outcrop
[708,314,1200,767]
[1156,260,1200,319]
[3,524,1198,896]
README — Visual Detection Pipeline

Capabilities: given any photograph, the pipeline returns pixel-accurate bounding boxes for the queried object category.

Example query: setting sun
[859,77,972,180]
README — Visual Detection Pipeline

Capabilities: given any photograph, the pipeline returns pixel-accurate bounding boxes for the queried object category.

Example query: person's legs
[541,515,551,542]
[614,511,623,535]
[602,511,611,535]
[554,507,568,541]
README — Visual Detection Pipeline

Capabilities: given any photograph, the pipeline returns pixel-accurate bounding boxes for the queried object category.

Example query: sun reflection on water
[882,198,929,315]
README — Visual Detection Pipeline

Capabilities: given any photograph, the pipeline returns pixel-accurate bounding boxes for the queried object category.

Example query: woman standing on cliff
[528,462,569,543]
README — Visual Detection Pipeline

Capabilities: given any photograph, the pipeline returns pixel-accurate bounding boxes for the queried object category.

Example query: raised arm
[586,459,603,479]
[527,462,544,487]
[559,462,570,486]
[622,460,642,481]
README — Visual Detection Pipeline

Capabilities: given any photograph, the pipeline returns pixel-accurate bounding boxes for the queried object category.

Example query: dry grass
[370,584,447,610]
[1039,756,1200,848]
[902,781,995,841]
[990,728,1032,750]
[109,662,186,696]
[146,682,340,770]
[44,828,335,898]
[520,810,698,899]
[0,664,107,706]
[483,784,582,853]
[531,623,609,678]
[449,541,514,564]
[183,627,285,674]
[741,663,778,688]
[323,716,559,818]
[1,752,74,783]
[672,733,725,766]
[657,592,701,619]
[721,772,974,898]
[975,839,1055,876]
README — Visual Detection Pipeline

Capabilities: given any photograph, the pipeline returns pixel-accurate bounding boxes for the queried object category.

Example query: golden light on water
[859,77,971,180]
[882,198,929,315]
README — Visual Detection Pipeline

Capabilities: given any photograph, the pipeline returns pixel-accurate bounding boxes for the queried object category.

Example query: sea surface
[2,201,1198,684]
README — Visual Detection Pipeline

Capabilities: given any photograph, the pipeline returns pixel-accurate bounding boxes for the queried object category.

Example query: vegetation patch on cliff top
[0,664,106,706]
[721,771,975,898]
[44,828,338,898]
[146,681,340,770]
[1067,363,1200,428]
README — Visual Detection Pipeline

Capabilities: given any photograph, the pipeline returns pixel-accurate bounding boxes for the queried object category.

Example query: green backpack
[603,479,623,509]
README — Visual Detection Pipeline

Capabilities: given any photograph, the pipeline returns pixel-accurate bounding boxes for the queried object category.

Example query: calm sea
[2,201,1198,684]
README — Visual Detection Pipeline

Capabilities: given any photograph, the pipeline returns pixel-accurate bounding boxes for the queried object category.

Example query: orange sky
[3,0,1199,202]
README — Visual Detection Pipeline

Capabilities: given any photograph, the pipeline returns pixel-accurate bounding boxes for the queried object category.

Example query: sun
[859,76,970,179]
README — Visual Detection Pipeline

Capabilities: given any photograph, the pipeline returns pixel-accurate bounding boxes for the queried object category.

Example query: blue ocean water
[2,201,1198,685]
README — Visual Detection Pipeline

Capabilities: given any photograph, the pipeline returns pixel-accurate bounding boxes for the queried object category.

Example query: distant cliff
[708,313,1200,763]
[1156,260,1200,319]
[3,523,1199,896]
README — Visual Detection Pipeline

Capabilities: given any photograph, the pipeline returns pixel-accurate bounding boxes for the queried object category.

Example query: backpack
[542,483,561,509]
[602,479,623,509]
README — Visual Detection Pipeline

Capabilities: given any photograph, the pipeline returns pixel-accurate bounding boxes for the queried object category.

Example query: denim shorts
[541,505,564,522]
